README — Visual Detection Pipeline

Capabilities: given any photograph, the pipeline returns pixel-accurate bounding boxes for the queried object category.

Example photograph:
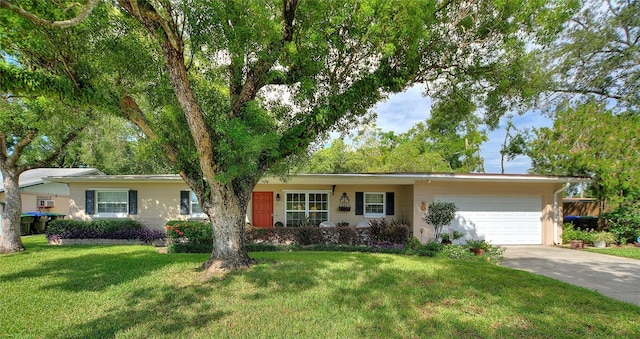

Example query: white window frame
[95,189,129,218]
[364,192,385,218]
[189,191,206,218]
[284,191,330,226]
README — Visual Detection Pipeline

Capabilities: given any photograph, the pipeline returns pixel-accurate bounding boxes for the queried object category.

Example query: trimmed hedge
[46,219,165,243]
[164,219,410,253]
[246,222,410,247]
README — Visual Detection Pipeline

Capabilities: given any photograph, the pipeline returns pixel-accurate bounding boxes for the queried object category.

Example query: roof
[47,172,591,185]
[0,168,103,192]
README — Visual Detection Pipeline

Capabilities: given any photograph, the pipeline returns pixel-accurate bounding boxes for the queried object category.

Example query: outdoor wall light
[338,192,351,211]
[276,193,280,201]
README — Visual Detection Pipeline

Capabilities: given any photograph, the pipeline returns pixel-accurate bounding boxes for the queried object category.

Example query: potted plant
[466,239,490,255]
[562,223,586,249]
[591,231,616,248]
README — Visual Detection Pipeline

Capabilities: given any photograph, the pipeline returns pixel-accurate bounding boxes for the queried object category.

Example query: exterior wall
[63,177,566,244]
[0,187,70,215]
[412,180,562,246]
[68,182,199,231]
[19,193,70,215]
[563,198,600,216]
[250,183,414,227]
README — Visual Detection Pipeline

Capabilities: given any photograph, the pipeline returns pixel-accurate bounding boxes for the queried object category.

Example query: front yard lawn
[584,246,640,260]
[1,235,639,338]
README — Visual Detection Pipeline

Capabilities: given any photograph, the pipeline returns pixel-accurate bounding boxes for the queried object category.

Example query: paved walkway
[501,246,640,307]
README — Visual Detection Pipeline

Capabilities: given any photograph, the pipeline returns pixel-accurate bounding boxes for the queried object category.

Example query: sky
[369,84,553,174]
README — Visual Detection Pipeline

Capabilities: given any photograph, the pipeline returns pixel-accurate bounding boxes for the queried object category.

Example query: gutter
[553,183,571,245]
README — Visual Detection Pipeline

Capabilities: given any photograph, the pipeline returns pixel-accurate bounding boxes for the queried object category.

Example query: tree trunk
[0,168,25,253]
[199,181,256,273]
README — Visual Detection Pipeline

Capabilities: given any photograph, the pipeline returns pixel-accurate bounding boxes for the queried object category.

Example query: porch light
[339,192,350,211]
[276,193,281,201]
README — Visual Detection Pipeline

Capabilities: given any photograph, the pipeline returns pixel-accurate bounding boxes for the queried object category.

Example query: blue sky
[370,84,552,174]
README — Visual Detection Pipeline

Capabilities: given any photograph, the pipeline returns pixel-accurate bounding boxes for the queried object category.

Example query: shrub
[46,219,163,242]
[336,226,357,245]
[246,226,374,247]
[591,231,617,244]
[165,220,213,253]
[403,238,441,257]
[437,244,475,260]
[561,223,594,243]
[602,203,640,244]
[369,219,410,244]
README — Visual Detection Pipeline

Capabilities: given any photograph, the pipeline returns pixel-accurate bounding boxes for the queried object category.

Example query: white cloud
[372,84,431,133]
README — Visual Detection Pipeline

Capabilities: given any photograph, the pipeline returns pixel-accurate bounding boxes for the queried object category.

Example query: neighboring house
[0,168,103,217]
[48,172,589,246]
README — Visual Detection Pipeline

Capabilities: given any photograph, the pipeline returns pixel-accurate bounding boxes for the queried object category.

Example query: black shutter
[128,190,138,215]
[386,192,395,215]
[355,192,363,215]
[180,190,190,215]
[85,190,95,215]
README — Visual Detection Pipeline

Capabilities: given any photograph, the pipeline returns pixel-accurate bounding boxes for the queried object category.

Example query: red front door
[252,192,274,228]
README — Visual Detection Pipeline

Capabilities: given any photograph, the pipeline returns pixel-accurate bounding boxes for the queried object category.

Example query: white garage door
[434,195,542,245]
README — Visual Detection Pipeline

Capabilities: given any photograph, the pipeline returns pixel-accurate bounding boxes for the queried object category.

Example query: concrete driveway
[501,246,640,307]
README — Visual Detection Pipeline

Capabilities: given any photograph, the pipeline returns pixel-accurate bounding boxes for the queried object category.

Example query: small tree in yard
[422,201,457,242]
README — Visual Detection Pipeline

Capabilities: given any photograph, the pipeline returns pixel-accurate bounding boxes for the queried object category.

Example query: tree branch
[120,95,178,164]
[6,129,38,169]
[120,95,205,199]
[0,0,99,28]
[27,129,82,171]
[230,0,298,116]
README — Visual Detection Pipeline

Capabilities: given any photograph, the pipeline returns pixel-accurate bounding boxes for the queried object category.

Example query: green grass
[584,246,640,259]
[2,236,639,338]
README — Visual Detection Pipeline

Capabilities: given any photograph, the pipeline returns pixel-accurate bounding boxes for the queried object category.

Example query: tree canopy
[1,0,576,268]
[543,0,639,112]
[528,101,640,211]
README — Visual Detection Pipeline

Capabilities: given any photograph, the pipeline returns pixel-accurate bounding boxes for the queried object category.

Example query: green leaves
[529,101,640,204]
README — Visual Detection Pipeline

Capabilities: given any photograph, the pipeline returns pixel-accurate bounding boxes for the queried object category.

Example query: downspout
[553,183,571,245]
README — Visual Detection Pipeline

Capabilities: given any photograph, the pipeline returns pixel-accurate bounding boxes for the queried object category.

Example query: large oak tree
[1,0,575,270]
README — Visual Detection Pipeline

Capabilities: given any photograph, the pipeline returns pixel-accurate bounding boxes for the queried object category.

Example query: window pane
[286,193,305,210]
[365,194,384,204]
[190,192,203,214]
[97,191,128,214]
[365,205,384,214]
[308,212,328,226]
[286,212,306,227]
[309,193,328,211]
[364,193,384,216]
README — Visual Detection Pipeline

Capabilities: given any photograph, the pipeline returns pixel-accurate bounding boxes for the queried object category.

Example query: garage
[434,195,542,245]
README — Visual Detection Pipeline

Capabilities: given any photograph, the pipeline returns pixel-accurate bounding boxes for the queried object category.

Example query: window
[96,190,128,217]
[190,191,205,217]
[285,192,329,226]
[85,190,136,217]
[180,191,206,217]
[364,192,385,218]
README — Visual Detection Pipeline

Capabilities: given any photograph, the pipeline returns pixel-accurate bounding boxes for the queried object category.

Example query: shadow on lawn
[1,246,201,292]
[6,241,639,337]
[55,284,228,338]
